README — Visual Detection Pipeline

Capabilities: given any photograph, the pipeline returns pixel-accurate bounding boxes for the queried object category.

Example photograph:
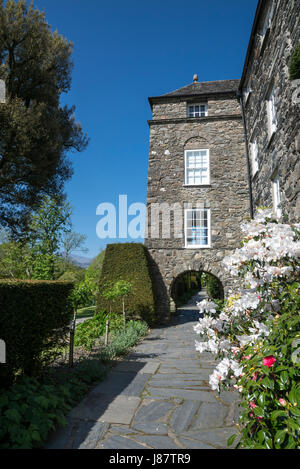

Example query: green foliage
[76,306,96,320]
[113,280,132,299]
[203,272,224,300]
[27,196,72,280]
[85,250,105,292]
[70,280,94,310]
[58,266,85,284]
[101,320,148,360]
[235,282,300,449]
[0,361,109,449]
[0,280,74,386]
[97,243,157,325]
[74,311,123,350]
[0,0,88,236]
[0,318,147,448]
[0,239,30,279]
[290,42,300,80]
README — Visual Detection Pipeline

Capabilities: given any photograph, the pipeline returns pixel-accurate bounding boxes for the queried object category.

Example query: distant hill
[70,254,93,268]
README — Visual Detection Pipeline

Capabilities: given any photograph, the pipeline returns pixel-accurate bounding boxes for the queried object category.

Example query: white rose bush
[194,208,300,449]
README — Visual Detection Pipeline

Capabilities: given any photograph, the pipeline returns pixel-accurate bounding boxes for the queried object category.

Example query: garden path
[47,296,240,449]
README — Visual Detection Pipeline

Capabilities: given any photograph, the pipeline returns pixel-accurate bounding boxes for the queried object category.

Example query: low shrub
[74,310,123,350]
[96,243,157,325]
[0,280,74,386]
[0,360,109,449]
[0,319,148,449]
[101,320,148,361]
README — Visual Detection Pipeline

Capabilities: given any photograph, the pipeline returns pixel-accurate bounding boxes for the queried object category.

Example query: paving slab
[146,386,217,402]
[88,371,151,397]
[70,394,141,424]
[132,435,181,449]
[46,303,240,449]
[169,400,200,433]
[98,435,148,449]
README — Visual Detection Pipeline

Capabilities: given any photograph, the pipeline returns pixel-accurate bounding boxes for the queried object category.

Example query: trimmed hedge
[96,243,157,325]
[0,280,74,386]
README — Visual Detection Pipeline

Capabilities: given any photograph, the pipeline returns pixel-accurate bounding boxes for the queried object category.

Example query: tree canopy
[0,0,88,236]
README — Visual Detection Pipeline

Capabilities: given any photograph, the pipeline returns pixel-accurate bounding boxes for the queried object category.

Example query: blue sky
[32,0,258,259]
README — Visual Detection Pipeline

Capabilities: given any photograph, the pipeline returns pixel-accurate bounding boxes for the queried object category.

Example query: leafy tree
[112,280,133,330]
[0,0,88,236]
[0,239,28,278]
[26,196,72,280]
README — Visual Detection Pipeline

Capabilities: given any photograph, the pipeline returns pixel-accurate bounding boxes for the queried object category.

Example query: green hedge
[96,243,157,325]
[205,273,224,301]
[290,42,300,80]
[0,280,74,386]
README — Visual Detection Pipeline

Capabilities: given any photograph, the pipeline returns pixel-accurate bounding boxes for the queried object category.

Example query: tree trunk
[122,297,126,330]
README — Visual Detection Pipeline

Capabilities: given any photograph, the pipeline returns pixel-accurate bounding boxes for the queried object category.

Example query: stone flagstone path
[47,296,240,449]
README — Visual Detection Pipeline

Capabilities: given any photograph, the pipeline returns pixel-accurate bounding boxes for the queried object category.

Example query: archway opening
[170,270,224,308]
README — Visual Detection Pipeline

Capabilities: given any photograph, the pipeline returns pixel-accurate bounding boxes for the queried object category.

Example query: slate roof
[149,79,240,106]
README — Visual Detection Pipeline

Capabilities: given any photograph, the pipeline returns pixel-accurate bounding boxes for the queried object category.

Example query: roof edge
[239,0,264,91]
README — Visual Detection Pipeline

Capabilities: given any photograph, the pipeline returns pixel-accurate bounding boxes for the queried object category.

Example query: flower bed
[194,208,300,449]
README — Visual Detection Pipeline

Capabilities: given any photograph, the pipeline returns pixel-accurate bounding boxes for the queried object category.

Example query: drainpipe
[237,91,254,219]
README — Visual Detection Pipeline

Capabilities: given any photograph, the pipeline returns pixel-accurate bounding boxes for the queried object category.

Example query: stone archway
[169,269,224,311]
[146,247,235,323]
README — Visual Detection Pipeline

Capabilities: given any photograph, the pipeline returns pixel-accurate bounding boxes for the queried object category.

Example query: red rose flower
[263,356,276,368]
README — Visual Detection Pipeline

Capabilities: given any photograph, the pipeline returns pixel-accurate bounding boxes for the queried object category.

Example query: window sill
[187,115,208,119]
[184,245,211,249]
[182,184,211,188]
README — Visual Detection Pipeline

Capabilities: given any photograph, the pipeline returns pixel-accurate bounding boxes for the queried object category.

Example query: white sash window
[250,139,259,177]
[188,104,207,118]
[185,208,211,248]
[272,175,282,218]
[267,86,277,136]
[185,149,210,185]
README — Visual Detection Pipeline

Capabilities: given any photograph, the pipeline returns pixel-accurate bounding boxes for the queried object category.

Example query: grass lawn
[76,305,96,319]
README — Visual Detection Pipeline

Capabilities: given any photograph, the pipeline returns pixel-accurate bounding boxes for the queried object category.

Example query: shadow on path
[46,294,240,450]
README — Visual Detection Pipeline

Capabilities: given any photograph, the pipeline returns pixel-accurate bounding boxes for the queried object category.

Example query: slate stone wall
[242,0,300,221]
[145,93,250,322]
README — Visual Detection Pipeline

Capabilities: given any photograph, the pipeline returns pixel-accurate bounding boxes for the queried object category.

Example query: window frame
[272,174,282,218]
[184,149,210,186]
[259,3,273,53]
[184,208,211,249]
[250,139,259,178]
[187,103,208,118]
[266,85,277,138]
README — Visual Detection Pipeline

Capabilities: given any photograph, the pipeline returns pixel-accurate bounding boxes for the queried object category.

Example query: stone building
[144,0,300,322]
[238,0,300,220]
[145,78,250,321]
